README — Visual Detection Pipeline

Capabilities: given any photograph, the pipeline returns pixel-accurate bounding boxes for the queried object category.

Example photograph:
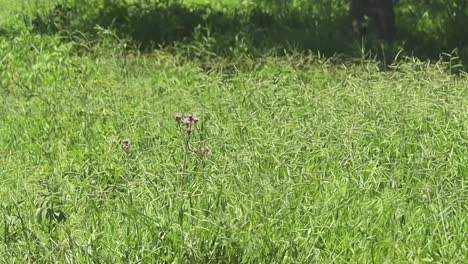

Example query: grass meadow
[0,0,467,263]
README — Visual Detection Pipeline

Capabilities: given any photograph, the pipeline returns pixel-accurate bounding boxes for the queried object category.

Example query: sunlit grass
[0,1,467,263]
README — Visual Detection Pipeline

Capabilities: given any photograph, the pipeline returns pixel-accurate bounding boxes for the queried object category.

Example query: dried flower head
[121,138,131,153]
[193,116,200,123]
[175,114,182,123]
[193,146,211,157]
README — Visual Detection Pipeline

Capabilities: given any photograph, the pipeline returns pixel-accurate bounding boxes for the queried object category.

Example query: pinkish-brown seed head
[193,116,200,123]
[175,114,182,123]
[183,117,191,126]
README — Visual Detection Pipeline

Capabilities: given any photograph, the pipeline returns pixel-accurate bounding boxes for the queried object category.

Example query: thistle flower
[193,116,200,123]
[183,117,191,126]
[175,114,182,123]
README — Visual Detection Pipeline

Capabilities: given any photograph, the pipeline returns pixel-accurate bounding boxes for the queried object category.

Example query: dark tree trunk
[350,0,396,43]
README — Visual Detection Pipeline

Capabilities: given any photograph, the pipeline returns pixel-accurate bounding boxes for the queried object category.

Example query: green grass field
[0,0,467,263]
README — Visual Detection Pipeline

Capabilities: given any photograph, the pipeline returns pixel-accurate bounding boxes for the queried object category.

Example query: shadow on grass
[23,0,468,66]
[28,1,366,56]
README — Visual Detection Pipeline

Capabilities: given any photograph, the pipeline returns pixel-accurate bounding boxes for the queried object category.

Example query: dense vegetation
[2,0,468,62]
[0,0,467,262]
